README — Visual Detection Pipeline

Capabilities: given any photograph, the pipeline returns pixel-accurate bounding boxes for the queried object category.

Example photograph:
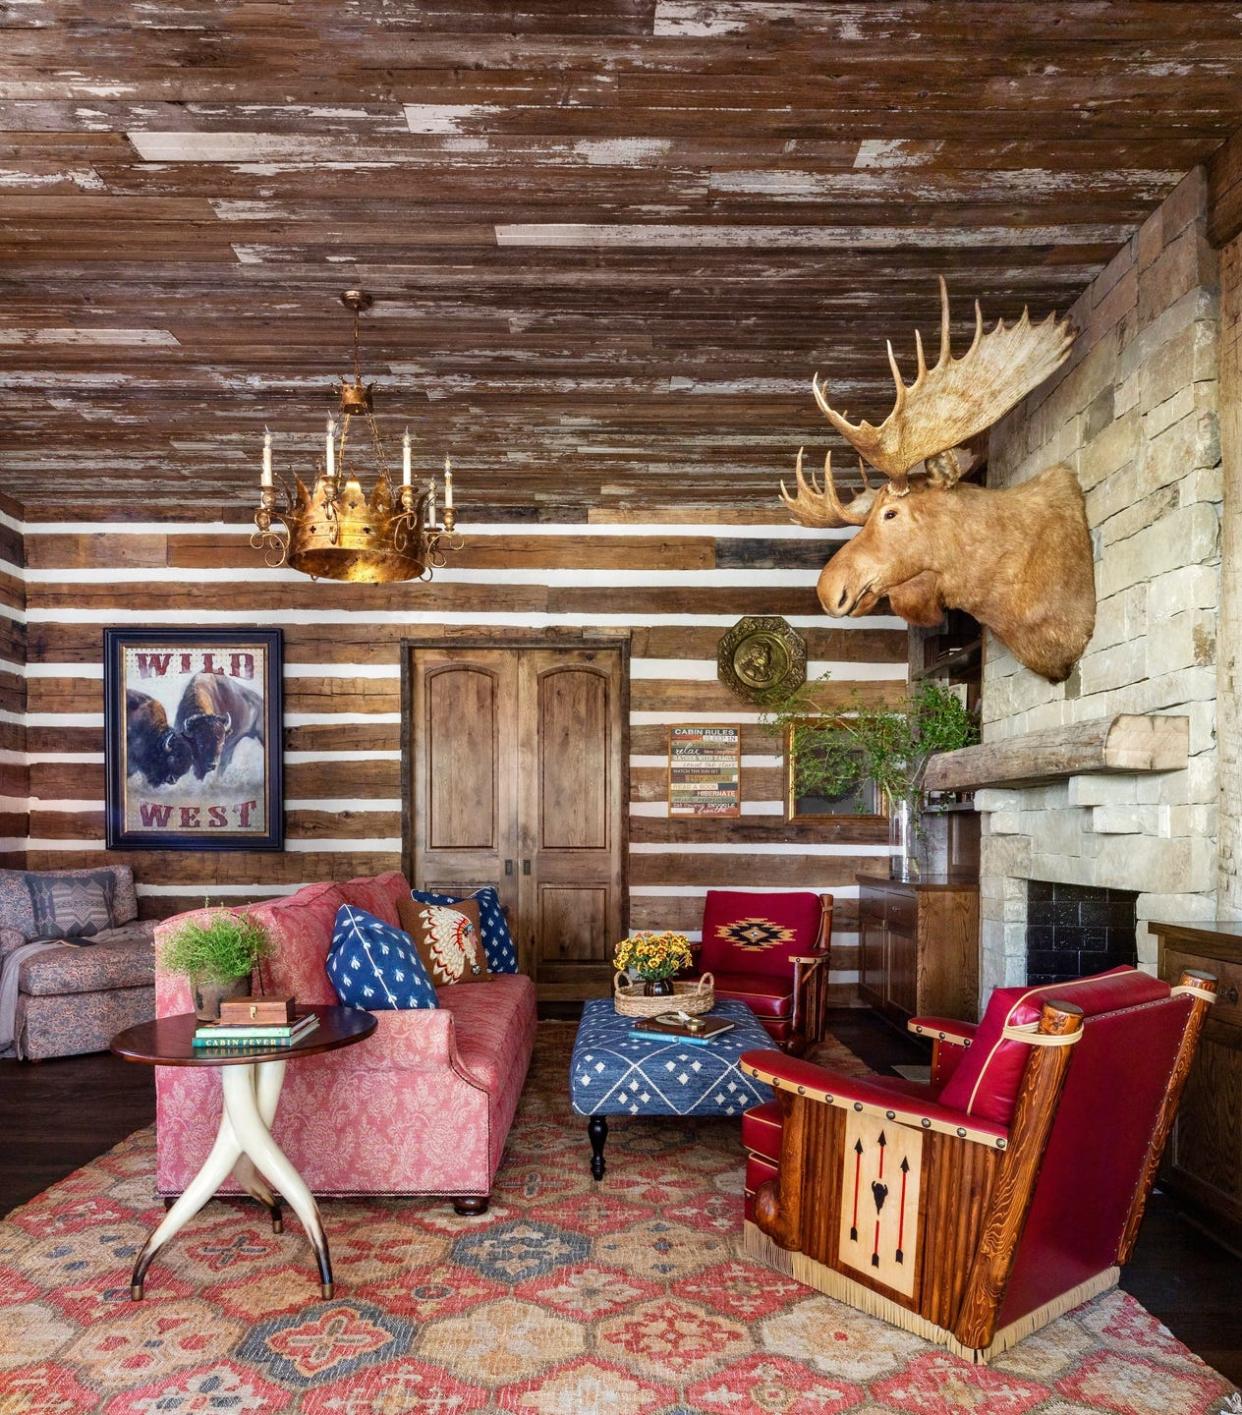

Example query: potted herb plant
[766,679,979,880]
[161,911,273,1021]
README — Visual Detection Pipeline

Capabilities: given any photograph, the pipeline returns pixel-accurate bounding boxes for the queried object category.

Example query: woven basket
[613,972,715,1019]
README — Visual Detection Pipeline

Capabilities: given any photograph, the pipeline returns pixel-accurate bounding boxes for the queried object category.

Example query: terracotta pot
[642,978,674,998]
[191,974,251,1023]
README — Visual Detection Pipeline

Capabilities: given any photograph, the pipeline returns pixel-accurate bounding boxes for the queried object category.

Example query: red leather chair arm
[740,1048,1009,1150]
[908,1016,977,1046]
[907,1016,977,1089]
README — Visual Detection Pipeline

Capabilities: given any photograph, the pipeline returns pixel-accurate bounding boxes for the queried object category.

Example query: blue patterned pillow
[326,905,438,1011]
[410,887,517,973]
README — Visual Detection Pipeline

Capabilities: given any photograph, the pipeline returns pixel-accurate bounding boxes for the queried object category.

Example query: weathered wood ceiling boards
[4,2,1242,519]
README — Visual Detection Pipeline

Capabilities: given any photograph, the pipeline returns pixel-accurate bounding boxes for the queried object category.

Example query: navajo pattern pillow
[409,887,518,973]
[325,904,438,1011]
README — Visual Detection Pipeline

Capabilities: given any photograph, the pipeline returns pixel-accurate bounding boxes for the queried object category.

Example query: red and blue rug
[0,1026,1236,1414]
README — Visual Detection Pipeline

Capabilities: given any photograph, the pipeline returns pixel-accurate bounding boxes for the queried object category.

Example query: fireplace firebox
[1025,880,1138,985]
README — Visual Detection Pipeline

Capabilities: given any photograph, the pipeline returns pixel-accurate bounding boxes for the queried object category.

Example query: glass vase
[888,794,922,882]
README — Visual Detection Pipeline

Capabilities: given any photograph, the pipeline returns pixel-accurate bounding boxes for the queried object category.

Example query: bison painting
[175,671,266,781]
[125,689,193,788]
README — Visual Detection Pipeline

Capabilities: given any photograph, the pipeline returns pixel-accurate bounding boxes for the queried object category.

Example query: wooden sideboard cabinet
[857,873,980,1024]
[1151,920,1242,1254]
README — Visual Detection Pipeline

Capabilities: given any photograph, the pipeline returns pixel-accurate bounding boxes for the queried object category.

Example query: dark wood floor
[2,1010,1239,1385]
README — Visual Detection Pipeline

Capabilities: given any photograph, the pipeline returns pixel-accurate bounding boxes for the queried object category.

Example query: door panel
[519,648,625,995]
[427,665,499,852]
[409,641,626,997]
[410,649,520,920]
[538,667,609,851]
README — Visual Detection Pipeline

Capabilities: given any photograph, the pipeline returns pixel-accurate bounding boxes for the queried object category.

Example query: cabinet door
[516,646,626,998]
[1168,1017,1242,1226]
[858,889,886,1005]
[887,929,918,1017]
[409,648,520,916]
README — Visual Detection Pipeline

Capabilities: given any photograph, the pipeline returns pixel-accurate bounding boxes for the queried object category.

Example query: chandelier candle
[249,288,463,583]
[444,455,453,509]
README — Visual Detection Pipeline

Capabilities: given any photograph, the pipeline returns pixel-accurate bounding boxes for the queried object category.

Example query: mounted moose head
[781,280,1096,683]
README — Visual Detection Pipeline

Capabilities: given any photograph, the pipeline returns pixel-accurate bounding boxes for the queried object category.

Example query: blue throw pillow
[326,904,438,1011]
[410,886,517,973]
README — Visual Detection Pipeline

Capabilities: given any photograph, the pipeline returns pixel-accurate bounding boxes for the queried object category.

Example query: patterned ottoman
[569,997,773,1178]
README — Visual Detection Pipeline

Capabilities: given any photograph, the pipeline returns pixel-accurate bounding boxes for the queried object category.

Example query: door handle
[505,859,514,877]
[522,859,531,876]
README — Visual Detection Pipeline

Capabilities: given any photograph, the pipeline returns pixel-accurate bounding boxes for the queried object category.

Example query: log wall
[8,511,908,1002]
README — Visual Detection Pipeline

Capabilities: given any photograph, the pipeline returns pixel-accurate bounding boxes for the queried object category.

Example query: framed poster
[104,628,284,851]
[668,724,741,817]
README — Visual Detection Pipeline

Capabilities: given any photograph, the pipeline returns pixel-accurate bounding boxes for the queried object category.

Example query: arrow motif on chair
[870,1131,888,1267]
[896,1157,910,1264]
[850,1138,862,1241]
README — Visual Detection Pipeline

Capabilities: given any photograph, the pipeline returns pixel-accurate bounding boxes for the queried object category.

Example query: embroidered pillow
[325,904,438,1011]
[0,866,130,943]
[399,900,488,986]
[409,886,518,973]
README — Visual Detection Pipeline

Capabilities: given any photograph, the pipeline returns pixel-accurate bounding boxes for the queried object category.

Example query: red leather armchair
[697,889,833,1054]
[739,964,1217,1363]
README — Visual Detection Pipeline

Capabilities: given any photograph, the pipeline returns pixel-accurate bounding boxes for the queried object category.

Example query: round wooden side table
[111,1003,376,1301]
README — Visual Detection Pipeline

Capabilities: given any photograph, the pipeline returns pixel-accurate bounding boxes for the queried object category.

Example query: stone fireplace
[968,168,1225,999]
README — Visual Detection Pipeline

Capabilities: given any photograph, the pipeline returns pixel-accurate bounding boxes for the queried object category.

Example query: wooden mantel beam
[924,714,1189,794]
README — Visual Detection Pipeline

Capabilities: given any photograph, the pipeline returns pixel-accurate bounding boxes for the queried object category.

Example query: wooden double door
[407,639,627,999]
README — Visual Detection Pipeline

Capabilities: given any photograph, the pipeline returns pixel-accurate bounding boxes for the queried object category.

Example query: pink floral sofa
[154,871,537,1213]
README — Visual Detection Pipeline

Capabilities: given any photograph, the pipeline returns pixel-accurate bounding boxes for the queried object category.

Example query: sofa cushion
[410,886,517,973]
[0,866,137,942]
[339,871,410,930]
[20,921,157,997]
[712,971,793,1018]
[326,904,438,1011]
[938,965,1169,1126]
[252,883,346,1004]
[438,974,534,1093]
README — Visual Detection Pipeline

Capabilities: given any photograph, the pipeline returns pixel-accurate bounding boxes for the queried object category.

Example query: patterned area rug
[1,1024,1236,1415]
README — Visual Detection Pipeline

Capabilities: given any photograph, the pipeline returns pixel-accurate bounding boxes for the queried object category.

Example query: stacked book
[192,1011,318,1049]
[628,1011,735,1047]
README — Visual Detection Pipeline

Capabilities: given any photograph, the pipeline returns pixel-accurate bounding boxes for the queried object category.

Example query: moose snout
[818,559,865,618]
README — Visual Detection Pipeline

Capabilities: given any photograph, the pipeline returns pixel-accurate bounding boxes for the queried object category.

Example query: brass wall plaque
[717,615,807,705]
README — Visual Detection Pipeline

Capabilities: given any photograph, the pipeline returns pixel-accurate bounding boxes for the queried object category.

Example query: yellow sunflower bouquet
[614,930,693,985]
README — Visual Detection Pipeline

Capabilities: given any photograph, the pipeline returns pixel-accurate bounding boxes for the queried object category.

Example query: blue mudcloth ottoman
[569,997,773,1178]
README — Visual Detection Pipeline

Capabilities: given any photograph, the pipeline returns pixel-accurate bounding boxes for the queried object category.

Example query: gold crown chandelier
[252,289,463,583]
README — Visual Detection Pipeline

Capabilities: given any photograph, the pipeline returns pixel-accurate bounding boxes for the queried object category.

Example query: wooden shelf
[923,713,1189,793]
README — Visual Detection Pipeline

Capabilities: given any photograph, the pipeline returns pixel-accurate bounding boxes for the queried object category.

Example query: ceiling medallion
[718,615,807,705]
[251,289,464,583]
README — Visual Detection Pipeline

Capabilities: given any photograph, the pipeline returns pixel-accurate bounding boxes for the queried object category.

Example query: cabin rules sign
[668,725,741,817]
[104,629,284,851]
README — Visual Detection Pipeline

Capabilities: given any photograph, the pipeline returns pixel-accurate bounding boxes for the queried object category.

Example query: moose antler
[779,447,878,528]
[812,277,1075,491]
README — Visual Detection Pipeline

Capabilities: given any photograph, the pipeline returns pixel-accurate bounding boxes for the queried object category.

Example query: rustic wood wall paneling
[16,513,905,1001]
[4,5,1242,518]
[0,492,26,864]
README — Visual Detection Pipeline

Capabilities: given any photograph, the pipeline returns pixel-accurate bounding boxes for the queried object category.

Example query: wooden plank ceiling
[3,1,1242,520]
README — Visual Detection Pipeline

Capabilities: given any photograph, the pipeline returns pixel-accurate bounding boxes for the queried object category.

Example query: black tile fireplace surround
[1026,880,1139,985]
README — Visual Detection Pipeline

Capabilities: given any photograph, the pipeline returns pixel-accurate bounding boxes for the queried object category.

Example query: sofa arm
[365,1007,488,1092]
[740,1048,1009,1150]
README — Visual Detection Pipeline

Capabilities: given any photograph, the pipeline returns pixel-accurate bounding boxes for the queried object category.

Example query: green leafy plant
[161,911,272,983]
[765,678,979,810]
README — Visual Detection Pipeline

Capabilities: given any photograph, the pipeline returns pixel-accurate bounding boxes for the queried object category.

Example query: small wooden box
[219,996,296,1025]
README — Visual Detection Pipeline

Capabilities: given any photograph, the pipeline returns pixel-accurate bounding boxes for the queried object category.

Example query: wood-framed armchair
[739,964,1217,1363]
[697,889,833,1054]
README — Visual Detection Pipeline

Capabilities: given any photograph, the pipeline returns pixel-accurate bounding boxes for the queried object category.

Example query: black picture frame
[104,628,284,851]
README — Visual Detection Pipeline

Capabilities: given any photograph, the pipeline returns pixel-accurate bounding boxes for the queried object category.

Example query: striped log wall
[5,510,908,1003]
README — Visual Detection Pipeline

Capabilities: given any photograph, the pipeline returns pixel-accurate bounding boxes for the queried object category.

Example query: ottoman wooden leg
[588,1115,608,1180]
